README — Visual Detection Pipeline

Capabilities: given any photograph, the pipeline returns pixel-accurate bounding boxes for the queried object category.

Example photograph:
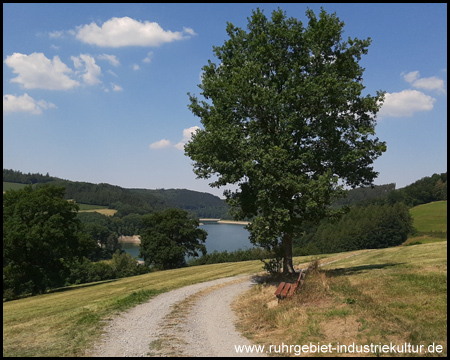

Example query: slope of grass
[3,181,33,191]
[410,200,447,233]
[233,241,447,357]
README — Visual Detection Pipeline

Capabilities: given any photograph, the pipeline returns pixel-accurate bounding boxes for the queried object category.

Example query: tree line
[3,168,231,219]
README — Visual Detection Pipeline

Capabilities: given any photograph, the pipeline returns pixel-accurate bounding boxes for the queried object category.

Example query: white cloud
[97,54,120,67]
[412,76,445,93]
[48,30,64,39]
[71,54,102,85]
[402,70,420,84]
[107,69,118,77]
[173,142,185,150]
[174,126,200,150]
[142,51,154,63]
[149,139,172,149]
[183,27,196,36]
[75,16,195,47]
[402,70,446,93]
[378,89,436,117]
[150,127,200,151]
[4,52,80,90]
[110,83,123,92]
[3,93,56,115]
[133,64,140,71]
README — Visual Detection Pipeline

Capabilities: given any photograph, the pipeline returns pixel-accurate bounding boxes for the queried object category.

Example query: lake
[121,222,253,260]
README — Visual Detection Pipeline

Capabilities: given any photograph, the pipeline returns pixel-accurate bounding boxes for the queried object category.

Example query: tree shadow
[46,279,119,294]
[322,263,405,277]
[249,262,406,286]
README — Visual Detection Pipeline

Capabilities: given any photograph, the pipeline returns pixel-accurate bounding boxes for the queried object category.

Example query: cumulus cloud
[378,89,436,117]
[149,139,172,149]
[4,52,80,90]
[71,54,102,85]
[3,93,56,115]
[75,17,196,47]
[402,70,446,93]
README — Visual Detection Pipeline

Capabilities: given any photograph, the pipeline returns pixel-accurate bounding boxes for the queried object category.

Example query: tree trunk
[282,232,295,274]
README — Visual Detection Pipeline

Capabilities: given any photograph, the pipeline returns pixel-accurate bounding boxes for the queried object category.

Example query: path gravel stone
[86,274,263,357]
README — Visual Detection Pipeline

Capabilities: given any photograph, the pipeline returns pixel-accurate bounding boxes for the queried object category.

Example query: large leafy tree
[139,208,207,270]
[3,185,95,297]
[185,8,386,273]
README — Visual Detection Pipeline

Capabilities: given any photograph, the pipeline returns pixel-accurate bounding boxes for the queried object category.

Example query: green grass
[3,181,34,191]
[410,200,447,233]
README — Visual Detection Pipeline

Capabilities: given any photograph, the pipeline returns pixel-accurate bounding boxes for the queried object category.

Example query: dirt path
[86,274,264,357]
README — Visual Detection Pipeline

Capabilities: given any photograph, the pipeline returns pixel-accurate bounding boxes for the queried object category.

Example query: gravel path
[87,252,368,357]
[86,274,264,357]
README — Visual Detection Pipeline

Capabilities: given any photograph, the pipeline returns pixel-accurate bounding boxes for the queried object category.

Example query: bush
[66,251,149,286]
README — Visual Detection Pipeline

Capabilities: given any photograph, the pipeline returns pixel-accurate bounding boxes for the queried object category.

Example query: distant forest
[3,169,447,219]
[3,169,231,219]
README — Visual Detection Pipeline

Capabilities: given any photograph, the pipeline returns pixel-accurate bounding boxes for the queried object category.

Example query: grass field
[410,200,447,233]
[3,181,34,191]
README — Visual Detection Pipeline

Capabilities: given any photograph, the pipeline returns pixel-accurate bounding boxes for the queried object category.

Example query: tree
[3,185,96,298]
[185,8,386,273]
[139,208,207,270]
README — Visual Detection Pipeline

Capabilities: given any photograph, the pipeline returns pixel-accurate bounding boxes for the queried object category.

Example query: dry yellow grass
[78,208,117,216]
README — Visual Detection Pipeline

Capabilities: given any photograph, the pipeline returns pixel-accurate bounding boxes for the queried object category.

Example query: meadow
[410,201,447,233]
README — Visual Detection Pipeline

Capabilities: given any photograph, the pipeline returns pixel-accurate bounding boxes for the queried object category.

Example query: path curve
[87,251,368,357]
[86,274,263,357]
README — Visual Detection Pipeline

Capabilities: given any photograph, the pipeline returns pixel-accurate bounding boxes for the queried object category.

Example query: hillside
[410,201,447,233]
[3,169,230,219]
[3,169,447,219]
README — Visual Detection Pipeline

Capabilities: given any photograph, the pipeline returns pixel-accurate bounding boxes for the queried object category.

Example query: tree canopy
[139,208,207,270]
[185,7,386,273]
[3,185,96,297]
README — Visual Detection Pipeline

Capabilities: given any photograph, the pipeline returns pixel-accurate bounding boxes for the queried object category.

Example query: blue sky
[3,3,447,198]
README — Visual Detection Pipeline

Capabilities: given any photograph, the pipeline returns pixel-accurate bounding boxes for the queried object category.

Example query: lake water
[121,222,253,260]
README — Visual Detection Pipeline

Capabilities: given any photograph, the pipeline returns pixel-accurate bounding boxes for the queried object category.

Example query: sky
[3,3,447,199]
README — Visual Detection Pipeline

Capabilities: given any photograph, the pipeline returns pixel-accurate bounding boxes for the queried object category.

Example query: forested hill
[3,169,447,217]
[3,169,230,219]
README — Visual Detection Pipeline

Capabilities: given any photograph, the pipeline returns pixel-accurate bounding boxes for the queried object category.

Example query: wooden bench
[274,269,306,300]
